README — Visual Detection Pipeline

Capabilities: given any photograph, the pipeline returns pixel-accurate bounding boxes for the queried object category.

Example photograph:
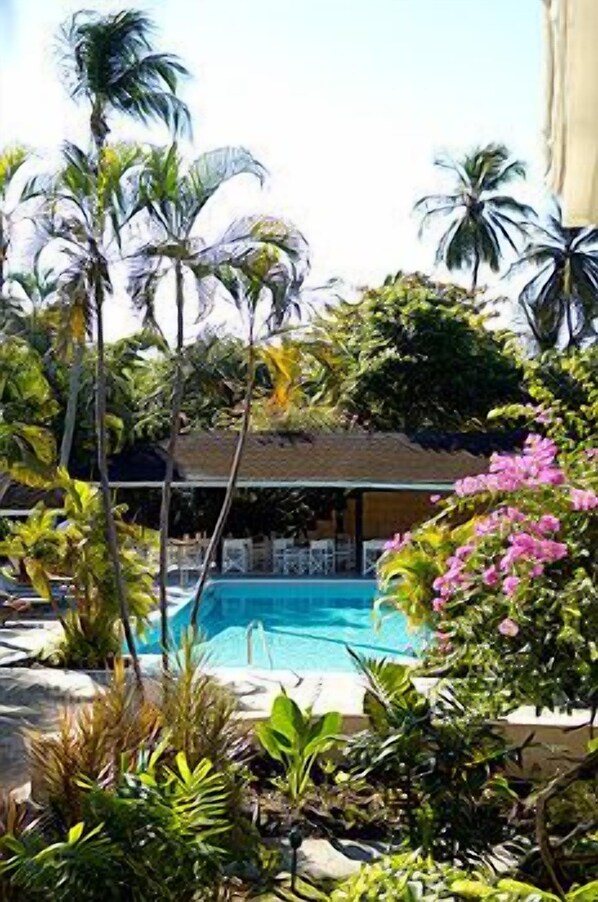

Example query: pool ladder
[246,619,274,669]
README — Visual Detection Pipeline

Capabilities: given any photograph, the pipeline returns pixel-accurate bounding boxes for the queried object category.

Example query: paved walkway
[0,619,59,667]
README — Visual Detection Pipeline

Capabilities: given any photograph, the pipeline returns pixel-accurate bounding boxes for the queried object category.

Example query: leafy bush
[345,653,522,861]
[331,852,598,901]
[28,659,161,824]
[379,350,598,710]
[256,693,342,806]
[0,753,229,902]
[0,475,156,668]
[380,436,597,710]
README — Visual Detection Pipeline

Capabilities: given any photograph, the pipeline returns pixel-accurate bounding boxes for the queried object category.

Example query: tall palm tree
[414,143,533,292]
[27,142,145,684]
[55,9,190,472]
[188,228,310,630]
[58,9,190,155]
[509,206,598,350]
[0,145,29,302]
[130,144,269,670]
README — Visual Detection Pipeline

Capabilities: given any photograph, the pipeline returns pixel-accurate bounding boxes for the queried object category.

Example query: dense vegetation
[0,6,596,900]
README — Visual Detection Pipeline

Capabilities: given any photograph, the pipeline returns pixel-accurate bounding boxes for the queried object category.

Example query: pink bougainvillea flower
[536,515,560,534]
[531,563,544,577]
[430,494,441,504]
[482,564,499,587]
[502,576,521,597]
[432,597,446,613]
[498,617,519,637]
[570,488,598,511]
[455,543,475,561]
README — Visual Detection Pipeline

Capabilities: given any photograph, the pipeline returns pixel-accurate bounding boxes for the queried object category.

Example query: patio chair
[362,539,387,576]
[272,538,294,574]
[222,539,250,574]
[335,535,356,572]
[282,546,310,576]
[309,539,335,575]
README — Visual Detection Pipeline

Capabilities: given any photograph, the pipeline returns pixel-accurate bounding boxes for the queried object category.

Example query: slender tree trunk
[471,246,480,294]
[59,339,85,471]
[158,261,185,672]
[189,340,255,631]
[94,276,143,688]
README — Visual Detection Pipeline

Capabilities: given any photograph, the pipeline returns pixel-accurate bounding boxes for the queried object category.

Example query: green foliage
[0,823,119,902]
[346,653,521,861]
[381,350,598,710]
[256,693,342,805]
[0,753,228,901]
[0,475,156,667]
[330,851,487,901]
[332,851,598,901]
[312,272,523,432]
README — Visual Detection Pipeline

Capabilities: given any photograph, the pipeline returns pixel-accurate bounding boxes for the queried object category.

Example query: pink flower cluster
[455,435,565,497]
[570,488,598,511]
[384,531,412,552]
[430,506,569,614]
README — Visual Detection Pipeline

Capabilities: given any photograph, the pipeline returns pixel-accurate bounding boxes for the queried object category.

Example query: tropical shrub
[0,753,229,902]
[345,654,522,861]
[0,474,156,667]
[379,372,598,709]
[310,272,523,432]
[255,693,342,806]
[331,852,598,901]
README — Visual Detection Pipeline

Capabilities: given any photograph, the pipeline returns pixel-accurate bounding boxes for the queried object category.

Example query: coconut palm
[509,206,598,350]
[55,8,189,470]
[414,143,533,292]
[188,231,310,630]
[27,142,145,683]
[0,145,30,301]
[58,9,190,155]
[129,144,271,669]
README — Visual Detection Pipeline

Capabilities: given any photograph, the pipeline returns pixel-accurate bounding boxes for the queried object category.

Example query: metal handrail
[246,618,274,669]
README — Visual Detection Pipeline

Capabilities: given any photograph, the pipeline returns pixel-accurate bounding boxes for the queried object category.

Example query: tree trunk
[94,276,143,689]
[158,261,185,673]
[189,344,255,631]
[59,339,85,471]
[471,246,480,294]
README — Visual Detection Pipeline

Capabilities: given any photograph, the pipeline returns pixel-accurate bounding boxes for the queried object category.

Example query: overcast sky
[0,0,546,340]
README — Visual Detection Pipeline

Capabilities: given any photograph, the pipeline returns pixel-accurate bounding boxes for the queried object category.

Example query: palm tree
[55,9,190,471]
[3,255,58,349]
[509,206,598,350]
[130,144,269,670]
[0,145,29,302]
[414,143,533,292]
[28,142,145,684]
[188,228,310,630]
[58,9,189,155]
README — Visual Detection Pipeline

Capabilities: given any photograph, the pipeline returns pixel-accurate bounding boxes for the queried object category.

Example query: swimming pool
[139,579,424,671]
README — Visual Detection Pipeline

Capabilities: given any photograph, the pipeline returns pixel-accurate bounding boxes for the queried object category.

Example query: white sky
[0,0,547,341]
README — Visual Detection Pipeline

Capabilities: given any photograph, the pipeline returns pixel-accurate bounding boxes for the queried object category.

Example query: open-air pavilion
[0,431,516,578]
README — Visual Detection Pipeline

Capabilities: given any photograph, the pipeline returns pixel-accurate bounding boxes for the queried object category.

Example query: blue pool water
[138,579,424,671]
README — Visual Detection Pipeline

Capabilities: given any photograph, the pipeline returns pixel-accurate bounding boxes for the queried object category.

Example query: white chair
[309,539,335,575]
[272,538,294,574]
[179,543,205,587]
[283,546,310,576]
[362,539,386,576]
[222,539,250,574]
[335,535,356,573]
